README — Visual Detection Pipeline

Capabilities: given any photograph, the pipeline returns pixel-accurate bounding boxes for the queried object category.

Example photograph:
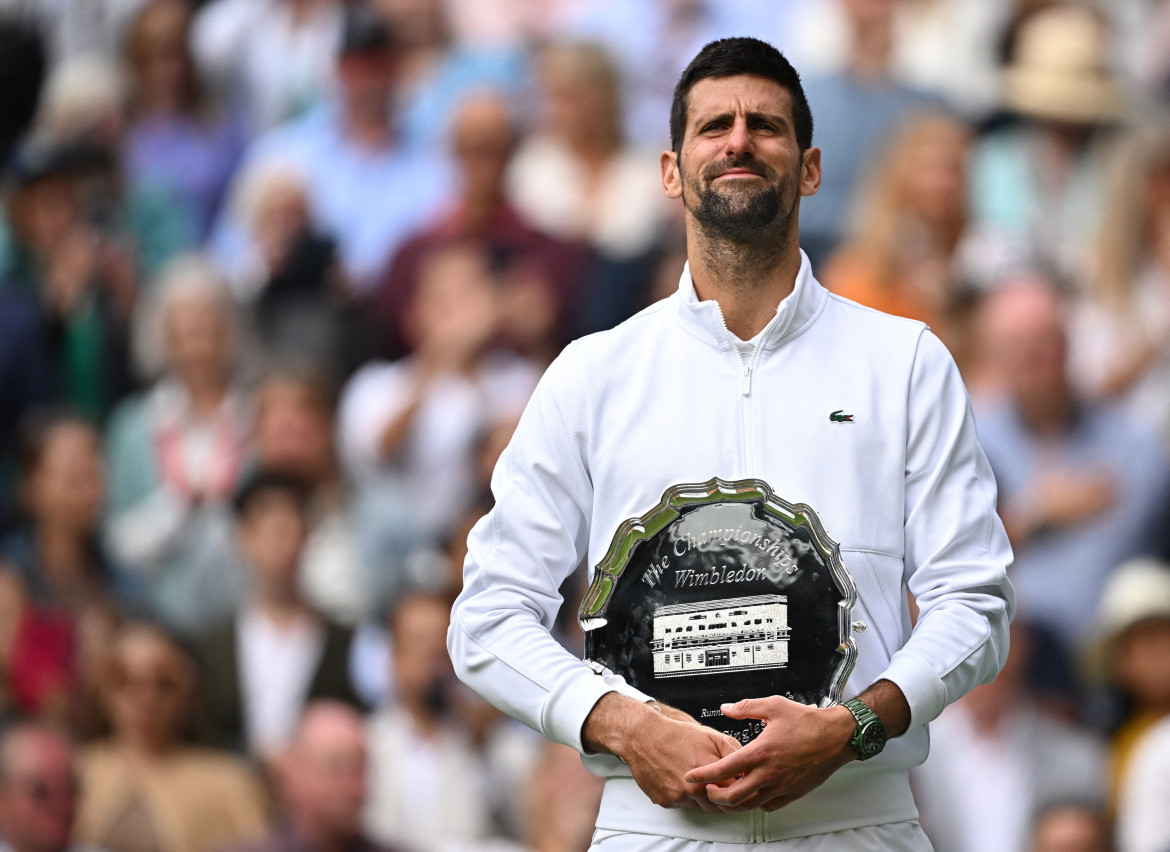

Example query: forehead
[686,74,795,125]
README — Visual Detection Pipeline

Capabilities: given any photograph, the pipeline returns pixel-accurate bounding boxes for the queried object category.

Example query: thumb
[719,697,773,722]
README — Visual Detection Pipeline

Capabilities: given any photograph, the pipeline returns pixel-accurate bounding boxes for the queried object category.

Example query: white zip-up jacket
[448,253,1015,843]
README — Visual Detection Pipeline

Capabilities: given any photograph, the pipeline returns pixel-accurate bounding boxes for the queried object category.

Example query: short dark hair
[231,469,312,520]
[669,37,813,154]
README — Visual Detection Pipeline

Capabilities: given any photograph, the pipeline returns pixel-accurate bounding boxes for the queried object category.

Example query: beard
[682,154,799,243]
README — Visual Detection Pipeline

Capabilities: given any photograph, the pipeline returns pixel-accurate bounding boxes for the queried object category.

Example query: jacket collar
[672,249,828,351]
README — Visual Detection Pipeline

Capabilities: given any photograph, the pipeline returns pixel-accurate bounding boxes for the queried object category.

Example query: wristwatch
[842,698,887,761]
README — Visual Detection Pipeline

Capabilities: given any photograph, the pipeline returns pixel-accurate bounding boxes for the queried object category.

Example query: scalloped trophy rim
[579,476,859,707]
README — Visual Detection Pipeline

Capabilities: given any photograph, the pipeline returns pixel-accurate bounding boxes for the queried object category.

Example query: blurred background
[1,0,1170,850]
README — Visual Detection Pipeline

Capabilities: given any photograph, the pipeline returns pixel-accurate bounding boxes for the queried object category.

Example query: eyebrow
[691,109,792,132]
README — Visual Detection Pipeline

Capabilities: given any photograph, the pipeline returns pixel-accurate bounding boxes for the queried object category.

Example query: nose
[724,116,755,157]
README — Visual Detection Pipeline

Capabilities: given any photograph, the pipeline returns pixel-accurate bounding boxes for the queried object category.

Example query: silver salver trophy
[580,478,859,745]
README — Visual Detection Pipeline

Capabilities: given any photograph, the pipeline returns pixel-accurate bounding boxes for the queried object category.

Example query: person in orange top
[820,112,972,350]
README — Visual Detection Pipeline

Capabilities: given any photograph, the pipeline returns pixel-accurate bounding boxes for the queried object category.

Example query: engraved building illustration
[649,594,791,678]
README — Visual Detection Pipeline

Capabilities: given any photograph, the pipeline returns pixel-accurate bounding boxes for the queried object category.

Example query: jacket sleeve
[877,330,1016,731]
[447,342,648,753]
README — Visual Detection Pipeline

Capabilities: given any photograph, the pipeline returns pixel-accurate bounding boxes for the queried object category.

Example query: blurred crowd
[1,0,1170,850]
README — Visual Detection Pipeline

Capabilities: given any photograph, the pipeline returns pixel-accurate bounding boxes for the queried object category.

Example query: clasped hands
[616,696,857,814]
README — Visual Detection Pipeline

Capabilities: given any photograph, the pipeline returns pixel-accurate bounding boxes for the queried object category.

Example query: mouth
[714,168,764,180]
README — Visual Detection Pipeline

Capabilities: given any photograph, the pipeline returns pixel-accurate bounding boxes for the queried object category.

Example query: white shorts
[590,821,934,851]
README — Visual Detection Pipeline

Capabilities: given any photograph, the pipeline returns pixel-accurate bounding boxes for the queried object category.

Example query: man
[199,471,362,759]
[0,723,96,852]
[448,37,1013,848]
[364,591,492,851]
[230,701,399,852]
[209,4,453,295]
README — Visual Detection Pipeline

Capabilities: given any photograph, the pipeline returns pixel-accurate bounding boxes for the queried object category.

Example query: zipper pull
[742,364,751,397]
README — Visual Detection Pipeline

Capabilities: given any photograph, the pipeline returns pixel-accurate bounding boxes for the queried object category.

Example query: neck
[461,190,506,230]
[288,817,353,852]
[255,590,311,628]
[1017,387,1073,437]
[686,218,801,340]
[183,374,228,418]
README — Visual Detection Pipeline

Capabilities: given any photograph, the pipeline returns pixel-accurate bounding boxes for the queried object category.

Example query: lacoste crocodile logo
[829,410,854,423]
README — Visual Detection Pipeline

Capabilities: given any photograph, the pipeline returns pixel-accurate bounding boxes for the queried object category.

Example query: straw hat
[1085,557,1170,681]
[1003,4,1124,125]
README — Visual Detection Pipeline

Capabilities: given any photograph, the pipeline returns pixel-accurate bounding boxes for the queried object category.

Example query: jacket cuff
[542,663,627,753]
[876,650,948,732]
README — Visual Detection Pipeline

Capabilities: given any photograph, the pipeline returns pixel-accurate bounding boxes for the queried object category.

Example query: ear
[799,147,822,198]
[661,150,682,200]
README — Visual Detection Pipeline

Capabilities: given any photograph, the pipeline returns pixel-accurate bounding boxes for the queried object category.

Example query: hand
[685,696,856,813]
[623,709,743,813]
[582,693,741,813]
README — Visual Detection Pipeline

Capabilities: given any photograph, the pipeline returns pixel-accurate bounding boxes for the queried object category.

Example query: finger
[703,774,765,808]
[689,792,723,814]
[685,746,759,785]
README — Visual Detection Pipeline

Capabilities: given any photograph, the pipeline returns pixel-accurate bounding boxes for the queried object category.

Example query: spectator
[1070,118,1170,452]
[1030,801,1113,852]
[969,3,1124,283]
[0,414,139,725]
[192,0,344,132]
[0,137,138,426]
[0,722,90,852]
[1118,713,1170,852]
[376,91,584,361]
[364,590,492,851]
[821,111,972,351]
[209,3,453,295]
[973,277,1170,659]
[912,620,1108,852]
[339,241,539,548]
[231,701,401,852]
[122,0,247,240]
[251,368,377,626]
[197,470,363,760]
[33,55,196,277]
[371,0,526,150]
[221,163,370,377]
[75,621,270,852]
[1085,558,1170,814]
[799,0,940,265]
[506,41,672,333]
[104,254,250,634]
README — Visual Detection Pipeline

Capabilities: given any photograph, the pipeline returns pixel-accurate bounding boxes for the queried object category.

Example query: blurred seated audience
[1084,558,1170,815]
[376,91,584,361]
[1070,118,1170,452]
[0,722,88,852]
[75,620,270,852]
[969,3,1123,283]
[913,620,1107,852]
[506,41,672,334]
[122,0,247,241]
[1029,801,1112,852]
[798,0,940,266]
[197,471,362,760]
[972,276,1170,663]
[364,590,491,851]
[821,112,972,351]
[339,242,539,548]
[371,0,526,151]
[208,4,453,296]
[230,701,403,852]
[192,0,344,132]
[104,255,250,634]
